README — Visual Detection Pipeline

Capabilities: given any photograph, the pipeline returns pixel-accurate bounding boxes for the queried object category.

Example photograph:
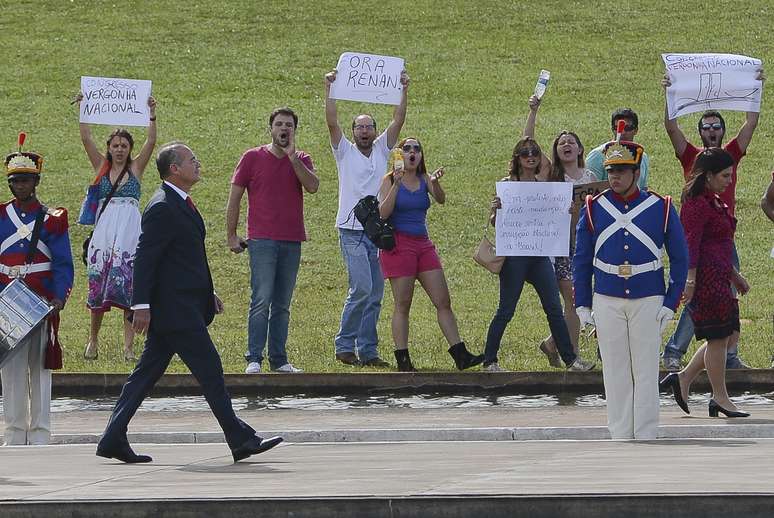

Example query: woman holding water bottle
[522,84,598,368]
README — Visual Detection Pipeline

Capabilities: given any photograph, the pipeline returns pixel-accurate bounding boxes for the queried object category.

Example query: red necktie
[186,196,198,213]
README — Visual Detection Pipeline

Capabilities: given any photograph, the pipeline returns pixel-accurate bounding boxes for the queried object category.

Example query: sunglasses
[401,144,422,152]
[518,148,540,157]
[700,122,723,130]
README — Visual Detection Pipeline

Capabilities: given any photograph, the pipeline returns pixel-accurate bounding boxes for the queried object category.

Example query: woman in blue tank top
[378,137,484,372]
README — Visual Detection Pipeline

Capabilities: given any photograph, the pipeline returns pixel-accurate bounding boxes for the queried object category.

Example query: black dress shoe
[96,443,153,463]
[232,436,284,462]
[659,372,690,415]
[708,399,750,418]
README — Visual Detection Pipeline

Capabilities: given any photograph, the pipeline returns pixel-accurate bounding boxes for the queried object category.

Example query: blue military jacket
[573,189,688,311]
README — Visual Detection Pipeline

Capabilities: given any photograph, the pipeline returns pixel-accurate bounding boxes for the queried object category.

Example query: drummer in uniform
[573,140,688,440]
[0,134,74,446]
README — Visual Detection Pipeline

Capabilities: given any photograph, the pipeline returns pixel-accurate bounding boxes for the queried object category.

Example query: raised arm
[735,67,765,154]
[378,171,401,219]
[524,95,552,177]
[131,96,158,180]
[662,74,688,157]
[427,168,446,204]
[75,93,105,172]
[524,95,540,138]
[385,71,410,148]
[324,70,343,148]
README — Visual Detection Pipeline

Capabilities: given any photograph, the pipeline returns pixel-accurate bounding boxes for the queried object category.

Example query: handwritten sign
[329,52,404,105]
[570,181,608,248]
[495,182,572,257]
[80,76,152,126]
[662,53,763,119]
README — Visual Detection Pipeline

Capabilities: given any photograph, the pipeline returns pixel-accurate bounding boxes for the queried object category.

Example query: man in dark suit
[96,142,282,463]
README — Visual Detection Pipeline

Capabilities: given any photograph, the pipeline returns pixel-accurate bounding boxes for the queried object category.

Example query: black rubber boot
[447,342,485,370]
[394,349,416,372]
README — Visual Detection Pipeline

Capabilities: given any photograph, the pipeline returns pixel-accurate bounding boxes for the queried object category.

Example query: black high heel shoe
[659,372,690,414]
[708,399,749,418]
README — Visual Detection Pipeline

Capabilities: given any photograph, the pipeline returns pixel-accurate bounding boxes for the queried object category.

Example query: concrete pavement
[2,439,774,517]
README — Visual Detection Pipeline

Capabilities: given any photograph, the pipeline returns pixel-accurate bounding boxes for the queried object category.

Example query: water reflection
[2,391,768,413]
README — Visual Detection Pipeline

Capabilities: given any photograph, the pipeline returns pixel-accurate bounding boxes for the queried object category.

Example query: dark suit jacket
[131,183,215,333]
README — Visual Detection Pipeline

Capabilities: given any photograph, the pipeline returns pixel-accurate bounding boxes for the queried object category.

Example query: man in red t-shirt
[225,107,319,374]
[660,70,764,371]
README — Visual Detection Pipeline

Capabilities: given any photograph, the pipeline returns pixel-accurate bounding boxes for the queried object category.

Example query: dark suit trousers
[101,328,255,450]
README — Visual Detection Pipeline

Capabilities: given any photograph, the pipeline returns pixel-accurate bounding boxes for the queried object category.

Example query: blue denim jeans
[245,239,301,369]
[663,242,740,365]
[485,256,576,366]
[334,229,384,361]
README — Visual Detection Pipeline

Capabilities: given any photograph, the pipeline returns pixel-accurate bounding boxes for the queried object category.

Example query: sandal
[539,339,562,368]
[123,351,137,362]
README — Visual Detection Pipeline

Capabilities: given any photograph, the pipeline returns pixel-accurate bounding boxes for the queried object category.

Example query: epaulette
[646,190,672,233]
[584,189,609,233]
[43,206,69,234]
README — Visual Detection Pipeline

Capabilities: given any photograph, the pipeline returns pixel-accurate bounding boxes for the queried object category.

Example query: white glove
[576,306,595,329]
[657,306,675,336]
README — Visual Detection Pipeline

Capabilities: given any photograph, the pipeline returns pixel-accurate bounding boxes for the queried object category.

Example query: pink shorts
[379,231,443,279]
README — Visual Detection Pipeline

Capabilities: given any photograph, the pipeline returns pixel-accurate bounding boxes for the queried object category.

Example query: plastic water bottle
[534,70,551,99]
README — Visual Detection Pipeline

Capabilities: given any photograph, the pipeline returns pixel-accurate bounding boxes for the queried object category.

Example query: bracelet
[149,116,156,121]
[685,279,695,286]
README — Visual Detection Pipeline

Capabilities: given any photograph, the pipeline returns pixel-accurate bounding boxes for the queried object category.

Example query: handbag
[473,220,504,274]
[353,195,395,250]
[77,184,101,225]
[81,168,128,265]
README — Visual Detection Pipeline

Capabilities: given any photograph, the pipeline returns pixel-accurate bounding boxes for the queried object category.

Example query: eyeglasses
[700,122,723,130]
[518,148,540,157]
[354,124,375,130]
[401,144,422,152]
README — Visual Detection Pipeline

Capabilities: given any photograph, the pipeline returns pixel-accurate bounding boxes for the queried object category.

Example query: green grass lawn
[1,0,772,373]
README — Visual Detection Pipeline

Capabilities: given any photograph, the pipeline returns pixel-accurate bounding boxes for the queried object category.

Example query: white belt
[0,262,52,278]
[593,258,662,279]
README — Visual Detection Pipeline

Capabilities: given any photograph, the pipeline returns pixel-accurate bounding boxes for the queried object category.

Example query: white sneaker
[273,363,303,373]
[483,362,506,372]
[245,362,261,374]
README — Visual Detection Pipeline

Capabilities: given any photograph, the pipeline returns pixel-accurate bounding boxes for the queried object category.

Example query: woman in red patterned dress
[661,148,750,417]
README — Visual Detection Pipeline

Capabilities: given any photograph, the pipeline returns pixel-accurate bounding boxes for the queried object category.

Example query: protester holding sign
[523,95,599,366]
[324,67,409,368]
[660,67,765,371]
[484,137,595,373]
[377,137,483,372]
[75,93,157,362]
[574,141,688,439]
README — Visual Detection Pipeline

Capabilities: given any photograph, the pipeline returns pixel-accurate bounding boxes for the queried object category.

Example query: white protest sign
[329,52,404,105]
[80,76,152,126]
[662,53,763,119]
[495,182,572,257]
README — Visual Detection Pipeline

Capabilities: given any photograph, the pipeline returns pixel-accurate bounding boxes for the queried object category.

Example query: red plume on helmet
[18,132,26,151]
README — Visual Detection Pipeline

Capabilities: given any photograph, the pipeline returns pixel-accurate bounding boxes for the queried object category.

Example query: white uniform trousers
[593,294,662,440]
[1,323,51,446]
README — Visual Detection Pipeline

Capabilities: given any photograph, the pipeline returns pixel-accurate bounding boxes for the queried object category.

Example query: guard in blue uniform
[0,134,74,445]
[573,140,688,440]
